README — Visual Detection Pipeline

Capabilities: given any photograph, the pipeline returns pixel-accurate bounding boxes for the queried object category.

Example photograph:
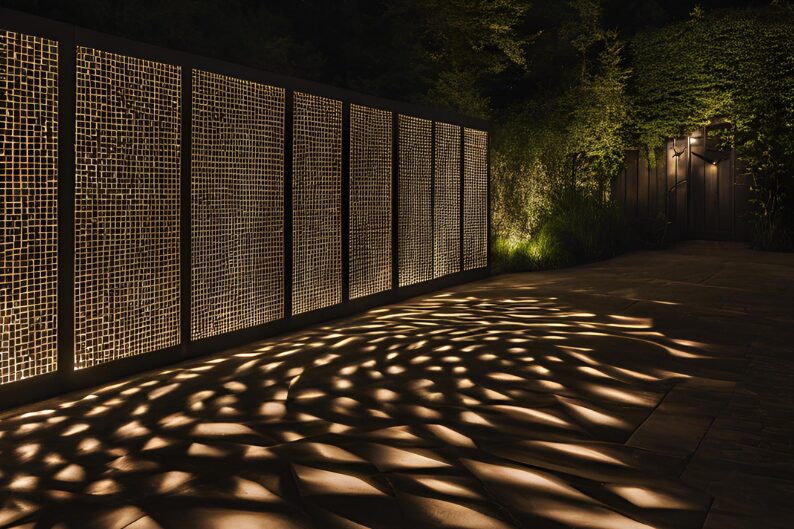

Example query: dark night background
[0,0,772,110]
[3,0,792,257]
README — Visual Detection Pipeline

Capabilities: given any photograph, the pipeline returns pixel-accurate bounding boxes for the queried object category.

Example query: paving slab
[1,241,793,528]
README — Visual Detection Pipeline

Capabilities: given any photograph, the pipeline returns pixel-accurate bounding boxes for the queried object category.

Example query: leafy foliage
[492,0,633,252]
[629,5,794,249]
[5,0,792,264]
[493,190,630,273]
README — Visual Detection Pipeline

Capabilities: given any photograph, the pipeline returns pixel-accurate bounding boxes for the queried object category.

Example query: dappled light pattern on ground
[1,242,793,529]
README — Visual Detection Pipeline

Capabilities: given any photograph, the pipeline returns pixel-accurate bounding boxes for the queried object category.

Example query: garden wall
[618,129,750,242]
[0,9,490,409]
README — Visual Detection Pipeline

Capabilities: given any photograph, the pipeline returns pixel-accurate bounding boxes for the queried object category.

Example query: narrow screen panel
[292,92,342,315]
[434,122,461,278]
[349,104,392,300]
[0,30,59,384]
[74,47,181,369]
[191,70,285,340]
[398,115,432,287]
[463,128,488,271]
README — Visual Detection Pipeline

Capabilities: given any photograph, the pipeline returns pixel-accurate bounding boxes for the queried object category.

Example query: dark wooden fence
[0,9,490,410]
[617,127,751,242]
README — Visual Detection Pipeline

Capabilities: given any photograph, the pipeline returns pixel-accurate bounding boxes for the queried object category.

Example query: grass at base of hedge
[493,193,667,274]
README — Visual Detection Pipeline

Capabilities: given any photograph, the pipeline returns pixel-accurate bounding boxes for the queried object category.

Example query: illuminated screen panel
[0,30,59,384]
[191,70,285,340]
[74,47,181,369]
[398,115,433,287]
[463,128,488,270]
[292,92,342,315]
[349,104,392,300]
[434,122,461,278]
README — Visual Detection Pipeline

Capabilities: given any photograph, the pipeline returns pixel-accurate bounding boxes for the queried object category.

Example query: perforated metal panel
[292,92,342,315]
[191,70,284,340]
[74,47,181,369]
[434,122,461,278]
[464,128,488,270]
[349,104,392,299]
[0,30,58,384]
[398,115,433,287]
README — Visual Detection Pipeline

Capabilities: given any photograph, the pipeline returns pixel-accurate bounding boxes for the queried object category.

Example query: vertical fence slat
[180,64,192,356]
[58,32,76,384]
[283,90,294,321]
[341,102,351,303]
[391,114,400,291]
[430,121,436,278]
[459,126,465,275]
[482,132,493,273]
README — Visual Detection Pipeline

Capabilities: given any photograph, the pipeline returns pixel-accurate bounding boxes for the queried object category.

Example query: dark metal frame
[0,8,491,413]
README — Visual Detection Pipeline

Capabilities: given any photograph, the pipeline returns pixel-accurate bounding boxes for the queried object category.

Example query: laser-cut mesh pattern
[349,104,392,299]
[191,70,285,340]
[464,128,488,270]
[0,30,58,384]
[398,115,433,287]
[74,47,181,369]
[292,92,342,315]
[434,122,461,278]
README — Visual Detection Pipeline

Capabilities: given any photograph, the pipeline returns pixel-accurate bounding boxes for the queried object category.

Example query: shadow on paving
[1,241,793,529]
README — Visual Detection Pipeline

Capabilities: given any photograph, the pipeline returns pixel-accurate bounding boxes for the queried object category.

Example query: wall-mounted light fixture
[672,138,686,158]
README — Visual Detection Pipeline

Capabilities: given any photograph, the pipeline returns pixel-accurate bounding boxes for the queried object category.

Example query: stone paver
[1,241,792,528]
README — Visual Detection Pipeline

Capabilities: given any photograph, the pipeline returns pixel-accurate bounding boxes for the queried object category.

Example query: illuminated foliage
[630,5,794,249]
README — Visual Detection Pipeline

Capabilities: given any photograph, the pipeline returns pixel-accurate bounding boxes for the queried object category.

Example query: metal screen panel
[434,122,461,278]
[398,115,433,287]
[74,47,181,369]
[191,70,285,340]
[349,104,392,299]
[292,92,342,315]
[0,30,58,384]
[464,128,488,270]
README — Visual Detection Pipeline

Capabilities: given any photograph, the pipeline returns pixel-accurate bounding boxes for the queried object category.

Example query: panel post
[180,64,192,356]
[459,127,465,273]
[284,90,294,319]
[341,102,350,303]
[486,129,492,273]
[391,113,399,290]
[57,31,76,385]
[430,121,436,279]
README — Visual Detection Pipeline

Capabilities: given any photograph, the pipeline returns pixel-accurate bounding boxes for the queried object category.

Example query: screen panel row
[0,34,488,383]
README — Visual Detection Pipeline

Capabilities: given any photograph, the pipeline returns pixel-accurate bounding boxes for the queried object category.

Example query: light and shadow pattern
[191,70,285,340]
[74,47,182,369]
[398,115,433,287]
[433,122,461,278]
[0,30,59,384]
[463,128,487,271]
[1,243,775,529]
[292,92,343,316]
[349,104,392,300]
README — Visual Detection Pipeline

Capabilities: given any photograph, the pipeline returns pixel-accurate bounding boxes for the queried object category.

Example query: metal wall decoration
[191,70,285,340]
[349,104,392,300]
[291,92,343,315]
[74,47,181,369]
[398,115,433,287]
[0,30,59,384]
[464,128,488,271]
[0,9,488,408]
[434,122,461,278]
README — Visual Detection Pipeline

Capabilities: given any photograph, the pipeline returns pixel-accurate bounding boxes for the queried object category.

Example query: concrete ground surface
[1,241,793,529]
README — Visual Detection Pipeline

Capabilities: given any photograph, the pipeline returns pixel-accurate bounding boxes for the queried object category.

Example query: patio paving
[1,240,793,529]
